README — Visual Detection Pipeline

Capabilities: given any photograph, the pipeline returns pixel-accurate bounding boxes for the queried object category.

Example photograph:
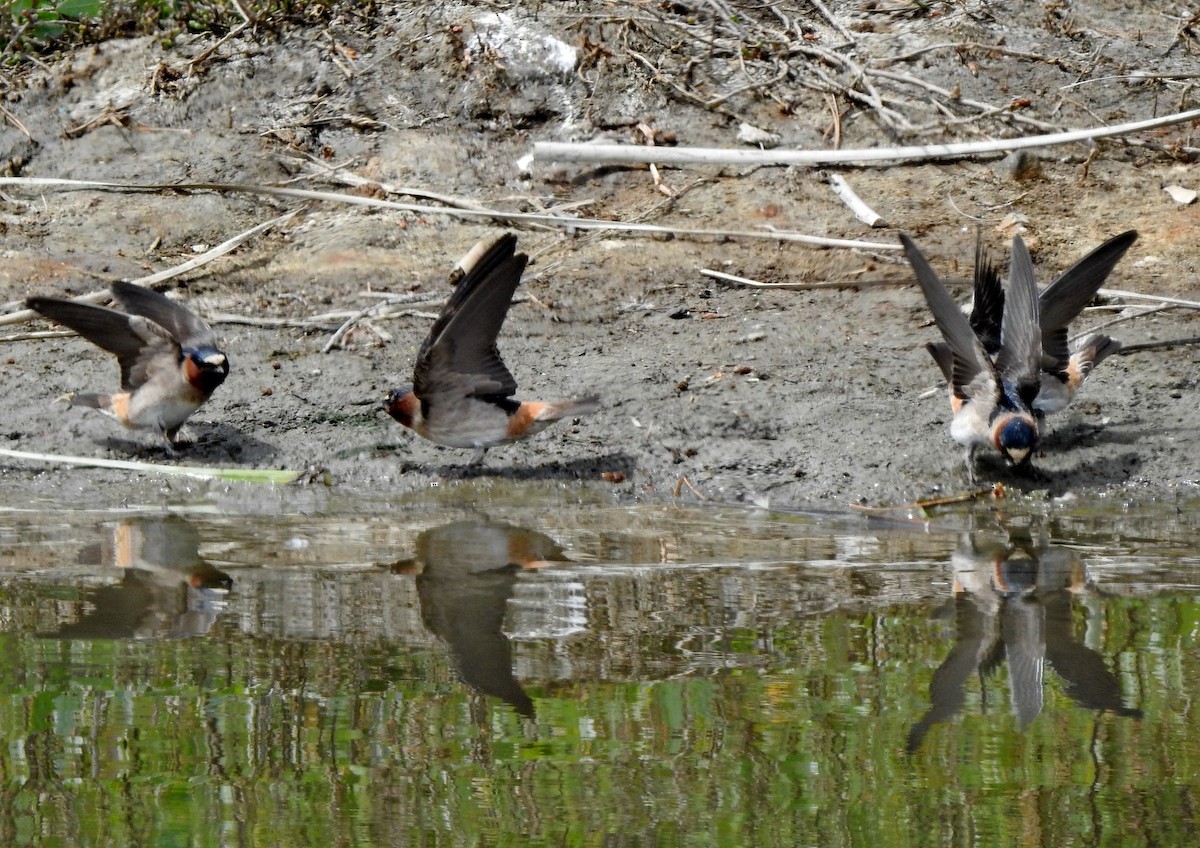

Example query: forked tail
[1073,334,1121,381]
[535,395,602,421]
[67,392,111,411]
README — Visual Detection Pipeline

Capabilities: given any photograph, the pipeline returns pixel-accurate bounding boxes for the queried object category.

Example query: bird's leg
[962,446,976,486]
[161,427,180,457]
[468,446,487,466]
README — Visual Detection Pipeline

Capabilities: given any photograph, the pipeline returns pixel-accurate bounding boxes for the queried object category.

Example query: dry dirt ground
[0,0,1197,511]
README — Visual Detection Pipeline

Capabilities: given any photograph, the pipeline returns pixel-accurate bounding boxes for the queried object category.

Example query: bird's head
[995,414,1038,466]
[183,347,229,394]
[386,387,422,430]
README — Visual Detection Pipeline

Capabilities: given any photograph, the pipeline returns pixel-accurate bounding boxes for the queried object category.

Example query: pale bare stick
[208,313,342,329]
[824,173,888,228]
[1097,289,1200,310]
[808,0,856,45]
[0,446,303,483]
[1067,305,1171,342]
[531,106,1200,167]
[0,177,897,250]
[0,330,73,343]
[699,268,906,289]
[0,209,299,328]
[1115,336,1200,354]
[298,157,501,213]
[322,302,384,354]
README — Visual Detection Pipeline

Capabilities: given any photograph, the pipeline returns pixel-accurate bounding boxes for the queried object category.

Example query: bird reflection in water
[907,531,1141,752]
[388,519,571,717]
[49,514,232,640]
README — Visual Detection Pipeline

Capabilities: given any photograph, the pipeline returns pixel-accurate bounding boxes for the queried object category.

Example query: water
[0,489,1197,846]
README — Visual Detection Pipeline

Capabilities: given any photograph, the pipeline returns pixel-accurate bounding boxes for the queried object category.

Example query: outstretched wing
[900,234,999,407]
[110,281,217,349]
[993,235,1041,410]
[413,234,525,401]
[968,231,1005,356]
[995,236,1042,410]
[27,296,180,391]
[1038,230,1137,378]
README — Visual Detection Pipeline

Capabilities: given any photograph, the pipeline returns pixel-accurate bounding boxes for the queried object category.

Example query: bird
[26,280,229,450]
[386,233,600,466]
[902,232,1043,478]
[926,230,1137,417]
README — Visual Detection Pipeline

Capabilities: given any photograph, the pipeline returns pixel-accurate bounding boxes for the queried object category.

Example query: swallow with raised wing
[386,233,600,465]
[927,230,1137,417]
[902,233,1043,478]
[27,281,229,450]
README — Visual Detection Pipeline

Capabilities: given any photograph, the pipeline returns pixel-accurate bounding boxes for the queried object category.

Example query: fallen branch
[531,106,1200,167]
[1068,305,1171,342]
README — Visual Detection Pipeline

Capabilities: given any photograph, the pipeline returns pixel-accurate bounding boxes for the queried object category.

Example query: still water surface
[0,488,1196,846]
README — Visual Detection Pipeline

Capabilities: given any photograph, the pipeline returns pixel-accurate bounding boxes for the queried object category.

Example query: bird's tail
[66,392,112,411]
[1072,334,1121,380]
[535,395,602,422]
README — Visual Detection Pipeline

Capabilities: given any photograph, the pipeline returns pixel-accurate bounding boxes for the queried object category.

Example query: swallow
[26,281,229,450]
[927,230,1137,417]
[902,232,1042,478]
[386,233,600,465]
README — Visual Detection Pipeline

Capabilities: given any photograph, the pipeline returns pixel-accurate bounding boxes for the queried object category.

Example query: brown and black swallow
[386,233,600,465]
[27,281,229,449]
[926,230,1137,417]
[903,232,1042,478]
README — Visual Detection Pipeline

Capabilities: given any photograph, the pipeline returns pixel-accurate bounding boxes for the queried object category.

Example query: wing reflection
[48,515,232,640]
[389,519,571,717]
[907,532,1141,752]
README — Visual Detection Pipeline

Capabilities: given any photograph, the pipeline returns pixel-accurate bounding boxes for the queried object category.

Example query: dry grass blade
[849,486,999,516]
[0,447,308,484]
[700,268,907,289]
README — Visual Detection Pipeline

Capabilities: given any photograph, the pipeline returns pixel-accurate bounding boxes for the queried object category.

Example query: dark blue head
[183,346,229,395]
[995,415,1038,466]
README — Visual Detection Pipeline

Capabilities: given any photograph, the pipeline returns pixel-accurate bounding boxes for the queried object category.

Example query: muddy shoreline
[1,2,1196,511]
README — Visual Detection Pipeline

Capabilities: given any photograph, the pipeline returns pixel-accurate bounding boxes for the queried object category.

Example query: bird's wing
[27,297,180,390]
[413,234,524,400]
[901,234,999,407]
[995,236,1042,410]
[968,232,1005,356]
[110,280,217,349]
[1037,230,1137,377]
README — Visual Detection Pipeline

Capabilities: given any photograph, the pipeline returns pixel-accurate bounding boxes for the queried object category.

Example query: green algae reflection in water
[0,502,1195,846]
